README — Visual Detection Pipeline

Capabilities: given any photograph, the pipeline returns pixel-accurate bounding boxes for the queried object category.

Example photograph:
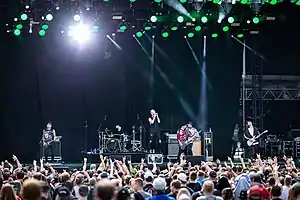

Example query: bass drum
[106,139,120,152]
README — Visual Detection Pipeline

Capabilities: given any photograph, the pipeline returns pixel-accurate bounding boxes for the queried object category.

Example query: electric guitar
[246,130,268,146]
[43,140,54,147]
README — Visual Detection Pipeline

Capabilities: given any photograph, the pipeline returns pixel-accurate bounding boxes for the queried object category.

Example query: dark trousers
[149,128,161,153]
[177,143,193,161]
[43,144,54,161]
[231,140,238,157]
[246,145,260,159]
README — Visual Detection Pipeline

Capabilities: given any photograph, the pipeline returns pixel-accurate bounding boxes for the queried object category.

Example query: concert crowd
[1,154,300,200]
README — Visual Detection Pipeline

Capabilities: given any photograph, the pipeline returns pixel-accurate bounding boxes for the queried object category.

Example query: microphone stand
[137,114,147,152]
[84,121,88,154]
[97,116,107,154]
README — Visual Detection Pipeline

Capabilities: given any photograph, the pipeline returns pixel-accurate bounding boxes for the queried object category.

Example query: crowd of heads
[1,154,300,200]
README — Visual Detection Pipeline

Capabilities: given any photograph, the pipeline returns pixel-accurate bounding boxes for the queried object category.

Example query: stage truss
[241,75,300,101]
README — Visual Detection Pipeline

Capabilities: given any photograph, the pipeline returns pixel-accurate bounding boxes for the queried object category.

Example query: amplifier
[167,134,179,156]
[40,141,62,161]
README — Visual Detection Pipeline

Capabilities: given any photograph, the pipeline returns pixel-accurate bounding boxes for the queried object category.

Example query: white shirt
[248,126,254,137]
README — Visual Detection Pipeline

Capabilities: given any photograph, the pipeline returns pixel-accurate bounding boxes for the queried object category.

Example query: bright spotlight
[56,6,60,10]
[68,24,91,43]
[46,14,53,21]
[74,14,81,22]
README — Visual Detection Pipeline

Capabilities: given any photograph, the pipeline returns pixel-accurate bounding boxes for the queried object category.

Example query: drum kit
[98,125,144,153]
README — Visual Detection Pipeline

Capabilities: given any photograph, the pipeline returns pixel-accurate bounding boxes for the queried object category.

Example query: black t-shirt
[143,183,153,195]
[187,182,201,192]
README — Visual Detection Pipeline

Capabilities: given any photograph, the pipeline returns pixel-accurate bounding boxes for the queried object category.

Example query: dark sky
[0,1,299,162]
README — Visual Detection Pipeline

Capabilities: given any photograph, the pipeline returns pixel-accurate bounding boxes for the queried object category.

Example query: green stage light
[187,32,194,38]
[297,0,300,5]
[119,24,127,31]
[253,17,260,24]
[237,34,244,38]
[269,0,277,4]
[16,24,23,30]
[21,13,28,20]
[180,0,187,3]
[222,26,229,32]
[162,31,169,38]
[195,26,202,31]
[42,24,49,30]
[144,23,152,31]
[136,31,143,37]
[150,16,157,22]
[213,0,221,3]
[177,16,184,23]
[39,29,46,37]
[130,0,136,2]
[154,0,162,2]
[14,29,21,36]
[212,33,218,38]
[228,17,234,23]
[241,0,249,4]
[170,24,178,31]
[201,16,208,23]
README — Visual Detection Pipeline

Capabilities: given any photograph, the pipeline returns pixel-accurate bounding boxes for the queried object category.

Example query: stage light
[170,24,178,31]
[144,23,152,31]
[195,26,202,31]
[42,24,49,30]
[136,31,143,37]
[228,17,234,23]
[187,32,194,38]
[162,30,169,38]
[240,0,249,4]
[253,17,260,24]
[180,0,187,3]
[201,16,208,23]
[212,33,218,38]
[92,25,100,32]
[154,0,162,2]
[14,29,21,36]
[237,33,244,38]
[46,14,53,21]
[150,16,157,22]
[177,16,184,23]
[74,14,81,22]
[69,24,91,43]
[130,0,136,2]
[21,13,28,21]
[119,23,127,31]
[16,24,23,30]
[269,0,277,4]
[222,26,229,32]
[213,0,221,3]
[39,30,46,37]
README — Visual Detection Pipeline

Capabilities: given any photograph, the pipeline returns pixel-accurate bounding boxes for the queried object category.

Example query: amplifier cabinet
[40,141,62,161]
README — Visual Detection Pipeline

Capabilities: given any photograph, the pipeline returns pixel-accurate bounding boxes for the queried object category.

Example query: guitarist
[42,122,56,162]
[177,122,195,161]
[243,120,260,158]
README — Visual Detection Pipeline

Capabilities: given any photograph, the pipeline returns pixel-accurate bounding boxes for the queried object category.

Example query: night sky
[0,1,300,162]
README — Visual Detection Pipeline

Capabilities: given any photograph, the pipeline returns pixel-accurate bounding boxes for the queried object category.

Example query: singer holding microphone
[148,109,161,153]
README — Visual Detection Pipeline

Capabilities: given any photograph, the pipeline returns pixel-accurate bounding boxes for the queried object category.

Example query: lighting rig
[5,0,299,40]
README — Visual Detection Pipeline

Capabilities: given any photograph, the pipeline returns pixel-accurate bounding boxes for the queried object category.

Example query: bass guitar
[246,130,268,146]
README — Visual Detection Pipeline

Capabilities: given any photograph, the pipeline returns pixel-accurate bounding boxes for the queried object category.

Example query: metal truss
[244,88,300,100]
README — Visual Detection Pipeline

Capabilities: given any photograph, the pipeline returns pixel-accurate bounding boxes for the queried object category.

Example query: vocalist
[148,109,161,153]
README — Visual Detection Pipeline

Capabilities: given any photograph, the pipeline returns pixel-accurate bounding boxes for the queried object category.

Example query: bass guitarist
[42,122,56,162]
